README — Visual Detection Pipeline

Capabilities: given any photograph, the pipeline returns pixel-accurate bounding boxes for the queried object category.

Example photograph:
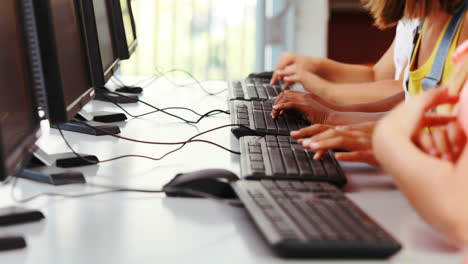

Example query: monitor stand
[50,111,121,136]
[75,109,127,123]
[94,87,139,104]
[20,147,95,185]
[0,236,26,251]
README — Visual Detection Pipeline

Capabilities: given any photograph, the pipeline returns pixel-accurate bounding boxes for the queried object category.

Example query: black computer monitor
[34,0,96,124]
[80,0,121,87]
[0,0,42,181]
[109,0,138,60]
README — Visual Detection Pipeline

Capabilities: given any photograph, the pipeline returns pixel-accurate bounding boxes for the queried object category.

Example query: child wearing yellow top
[373,47,468,246]
[289,0,468,164]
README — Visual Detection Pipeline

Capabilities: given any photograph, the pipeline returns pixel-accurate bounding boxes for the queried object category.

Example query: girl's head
[362,0,464,29]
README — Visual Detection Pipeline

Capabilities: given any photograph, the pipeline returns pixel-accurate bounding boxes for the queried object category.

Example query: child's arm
[278,72,404,105]
[373,88,468,245]
[272,40,396,85]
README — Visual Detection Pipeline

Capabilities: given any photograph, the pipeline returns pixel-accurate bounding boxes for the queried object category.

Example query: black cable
[10,176,242,207]
[152,68,227,95]
[96,91,229,119]
[95,89,229,124]
[57,123,249,165]
[111,68,226,95]
[131,108,229,119]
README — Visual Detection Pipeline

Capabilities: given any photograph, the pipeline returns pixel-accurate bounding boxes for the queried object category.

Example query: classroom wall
[328,0,395,64]
[292,0,395,64]
[294,0,329,57]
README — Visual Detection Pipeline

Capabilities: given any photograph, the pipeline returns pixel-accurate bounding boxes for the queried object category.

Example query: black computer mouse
[163,169,239,199]
[115,86,143,94]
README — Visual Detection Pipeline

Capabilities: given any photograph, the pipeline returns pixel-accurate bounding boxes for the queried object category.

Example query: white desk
[0,78,464,264]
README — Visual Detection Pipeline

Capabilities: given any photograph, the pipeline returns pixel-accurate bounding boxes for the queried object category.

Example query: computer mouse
[115,86,143,94]
[163,169,239,199]
[248,71,274,79]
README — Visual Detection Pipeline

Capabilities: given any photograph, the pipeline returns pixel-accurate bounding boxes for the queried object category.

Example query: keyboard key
[238,119,249,126]
[276,198,323,240]
[306,151,327,178]
[265,85,277,98]
[252,101,262,110]
[275,180,293,191]
[253,111,267,131]
[267,147,286,176]
[321,152,341,177]
[280,148,299,176]
[285,116,299,131]
[237,106,248,114]
[237,113,248,119]
[290,181,309,192]
[276,118,289,134]
[257,86,268,99]
[251,161,265,171]
[262,102,273,111]
[250,153,263,161]
[261,180,279,190]
[248,146,262,154]
[265,114,277,131]
[266,142,279,148]
[273,85,282,95]
[292,148,314,177]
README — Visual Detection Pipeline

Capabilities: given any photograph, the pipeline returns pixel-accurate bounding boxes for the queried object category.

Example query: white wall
[294,0,329,57]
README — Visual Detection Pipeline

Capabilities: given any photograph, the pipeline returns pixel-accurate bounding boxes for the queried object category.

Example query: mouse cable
[95,89,229,124]
[95,90,229,120]
[56,123,249,165]
[111,68,227,95]
[152,68,228,96]
[9,176,243,208]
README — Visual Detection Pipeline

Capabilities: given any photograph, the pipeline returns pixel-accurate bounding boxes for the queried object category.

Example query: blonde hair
[362,0,464,29]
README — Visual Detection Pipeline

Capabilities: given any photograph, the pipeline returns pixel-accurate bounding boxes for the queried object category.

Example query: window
[120,0,258,80]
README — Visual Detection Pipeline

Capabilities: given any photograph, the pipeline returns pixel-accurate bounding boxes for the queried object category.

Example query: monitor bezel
[79,0,121,87]
[109,0,138,60]
[34,0,96,124]
[0,0,42,180]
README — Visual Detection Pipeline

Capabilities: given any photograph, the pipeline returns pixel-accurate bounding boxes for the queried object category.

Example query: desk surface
[0,78,464,264]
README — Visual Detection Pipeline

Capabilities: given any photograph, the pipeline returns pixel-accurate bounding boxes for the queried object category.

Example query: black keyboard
[232,180,402,259]
[230,100,309,138]
[239,135,347,187]
[228,78,283,101]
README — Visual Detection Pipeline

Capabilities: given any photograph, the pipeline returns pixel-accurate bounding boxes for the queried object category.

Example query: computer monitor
[34,0,96,124]
[0,0,42,181]
[80,0,121,87]
[109,0,138,60]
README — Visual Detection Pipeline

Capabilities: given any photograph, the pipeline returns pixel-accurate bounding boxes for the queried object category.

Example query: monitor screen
[93,0,120,79]
[107,0,138,60]
[0,0,41,179]
[35,0,95,123]
[121,0,136,48]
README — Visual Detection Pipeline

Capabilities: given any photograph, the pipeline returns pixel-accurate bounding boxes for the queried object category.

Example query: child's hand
[413,122,466,162]
[399,87,459,138]
[389,87,462,160]
[270,52,319,91]
[290,122,378,166]
[272,90,337,124]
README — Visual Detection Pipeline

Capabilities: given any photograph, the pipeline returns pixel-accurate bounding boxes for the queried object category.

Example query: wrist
[307,56,321,73]
[324,110,342,125]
